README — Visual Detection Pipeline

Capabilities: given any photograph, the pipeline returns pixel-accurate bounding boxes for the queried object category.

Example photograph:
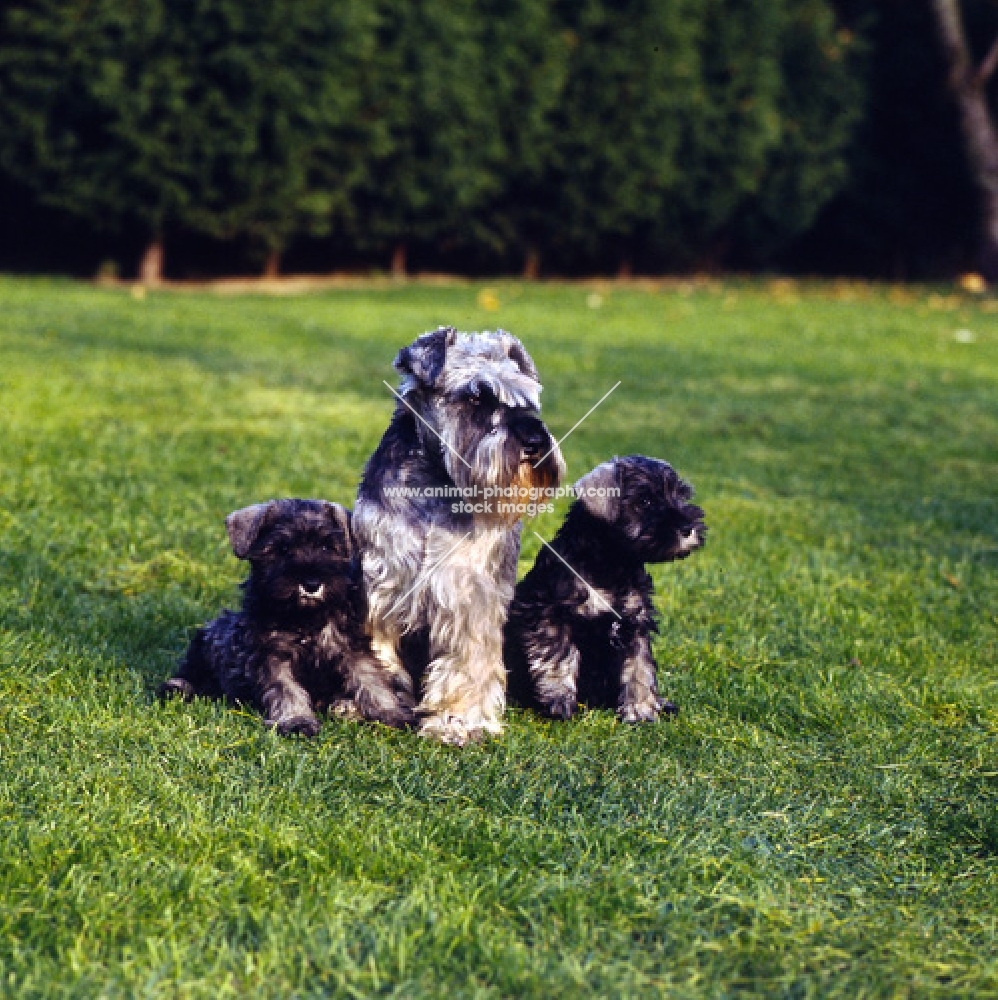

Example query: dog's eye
[466,384,495,407]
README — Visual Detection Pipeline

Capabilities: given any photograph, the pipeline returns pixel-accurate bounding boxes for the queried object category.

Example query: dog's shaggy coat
[354,327,564,744]
[506,456,705,722]
[160,499,414,735]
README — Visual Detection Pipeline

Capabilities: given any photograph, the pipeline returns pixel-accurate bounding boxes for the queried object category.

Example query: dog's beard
[441,429,564,526]
[525,441,565,492]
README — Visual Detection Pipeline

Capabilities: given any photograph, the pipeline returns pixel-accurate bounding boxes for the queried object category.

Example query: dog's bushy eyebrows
[236,499,353,559]
[610,455,695,500]
[259,518,350,556]
[395,326,544,409]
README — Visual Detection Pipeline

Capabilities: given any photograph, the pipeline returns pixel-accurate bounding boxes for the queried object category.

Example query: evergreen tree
[730,0,865,266]
[539,0,701,273]
[654,0,784,268]
[646,0,860,270]
[0,0,913,277]
[473,0,570,275]
[173,0,376,275]
[353,0,507,274]
[0,0,189,279]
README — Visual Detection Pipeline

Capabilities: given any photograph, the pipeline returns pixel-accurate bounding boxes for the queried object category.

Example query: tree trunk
[617,258,633,279]
[263,249,280,279]
[391,242,407,279]
[522,247,540,280]
[930,0,998,281]
[139,238,164,285]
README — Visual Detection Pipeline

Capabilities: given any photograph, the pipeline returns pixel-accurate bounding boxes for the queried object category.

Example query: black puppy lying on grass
[159,499,415,736]
[506,456,706,723]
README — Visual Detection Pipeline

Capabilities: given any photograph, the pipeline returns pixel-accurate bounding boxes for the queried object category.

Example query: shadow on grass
[0,537,210,694]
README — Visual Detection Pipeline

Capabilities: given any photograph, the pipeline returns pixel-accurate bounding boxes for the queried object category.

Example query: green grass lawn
[0,276,996,998]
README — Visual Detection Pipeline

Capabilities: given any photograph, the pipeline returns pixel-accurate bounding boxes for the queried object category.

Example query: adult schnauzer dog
[506,455,705,723]
[159,499,415,736]
[354,327,564,745]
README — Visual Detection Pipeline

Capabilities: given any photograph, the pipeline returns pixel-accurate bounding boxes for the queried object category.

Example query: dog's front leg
[419,628,507,745]
[368,624,407,682]
[617,631,677,723]
[523,619,582,720]
[418,548,512,745]
[337,650,416,729]
[259,659,321,737]
[358,534,423,691]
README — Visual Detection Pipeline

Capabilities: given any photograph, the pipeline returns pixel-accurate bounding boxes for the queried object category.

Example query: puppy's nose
[678,529,699,551]
[299,579,325,598]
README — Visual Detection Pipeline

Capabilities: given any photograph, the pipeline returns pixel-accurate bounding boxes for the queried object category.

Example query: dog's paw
[419,714,473,745]
[274,714,322,738]
[355,688,417,730]
[617,693,668,724]
[541,694,577,720]
[418,714,500,746]
[380,703,418,730]
[158,677,196,701]
[370,703,417,730]
[329,698,364,721]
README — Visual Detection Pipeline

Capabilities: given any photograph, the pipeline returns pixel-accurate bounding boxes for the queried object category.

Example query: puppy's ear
[321,501,353,556]
[395,326,457,390]
[499,330,540,383]
[573,460,621,522]
[225,502,277,559]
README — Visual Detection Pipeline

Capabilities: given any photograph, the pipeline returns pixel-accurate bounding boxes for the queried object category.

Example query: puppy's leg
[522,619,582,720]
[159,628,223,701]
[259,659,321,737]
[617,632,677,723]
[338,649,416,729]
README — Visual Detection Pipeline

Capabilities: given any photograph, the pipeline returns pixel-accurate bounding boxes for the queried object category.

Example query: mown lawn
[0,276,996,998]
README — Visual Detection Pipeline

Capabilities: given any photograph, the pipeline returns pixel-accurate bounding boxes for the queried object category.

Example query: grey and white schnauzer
[505,456,705,723]
[353,327,565,745]
[159,499,415,736]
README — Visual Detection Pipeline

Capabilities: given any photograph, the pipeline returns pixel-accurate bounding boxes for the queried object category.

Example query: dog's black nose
[300,579,324,596]
[515,421,548,459]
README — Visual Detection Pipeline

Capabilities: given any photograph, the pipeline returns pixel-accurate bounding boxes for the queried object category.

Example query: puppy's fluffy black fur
[506,456,705,722]
[159,499,415,736]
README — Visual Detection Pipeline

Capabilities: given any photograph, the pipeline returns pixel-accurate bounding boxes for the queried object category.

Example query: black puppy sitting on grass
[506,456,706,723]
[159,499,415,736]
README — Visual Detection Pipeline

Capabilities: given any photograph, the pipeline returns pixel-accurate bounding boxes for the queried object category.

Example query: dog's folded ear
[499,330,541,384]
[320,501,354,555]
[226,502,278,559]
[395,326,457,391]
[573,459,621,522]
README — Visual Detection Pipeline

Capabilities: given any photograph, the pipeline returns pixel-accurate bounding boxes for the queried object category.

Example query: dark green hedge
[0,0,974,277]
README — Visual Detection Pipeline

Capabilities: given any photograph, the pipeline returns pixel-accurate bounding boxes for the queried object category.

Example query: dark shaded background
[0,0,991,280]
